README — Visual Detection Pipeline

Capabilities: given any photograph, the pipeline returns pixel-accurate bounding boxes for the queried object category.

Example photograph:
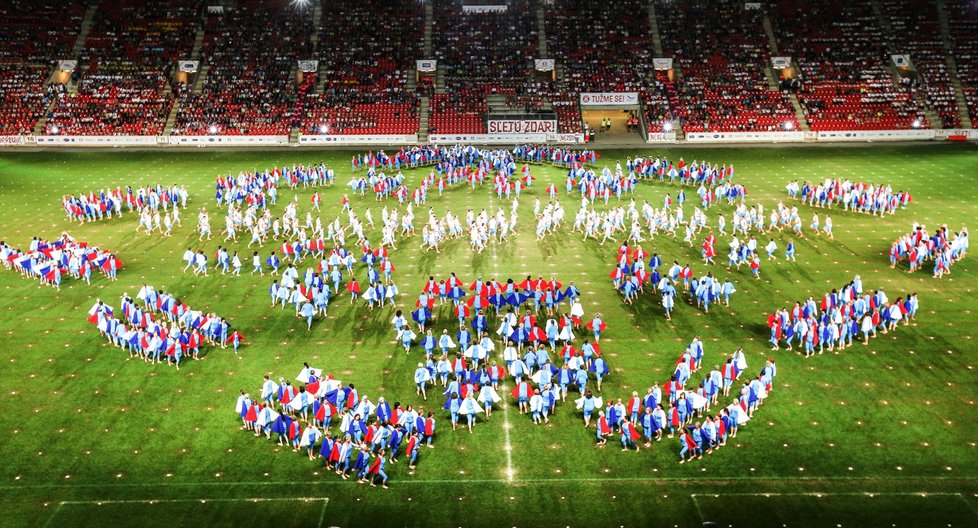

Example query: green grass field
[0,143,977,528]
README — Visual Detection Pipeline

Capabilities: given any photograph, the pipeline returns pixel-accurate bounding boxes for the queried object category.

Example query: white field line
[488,190,516,483]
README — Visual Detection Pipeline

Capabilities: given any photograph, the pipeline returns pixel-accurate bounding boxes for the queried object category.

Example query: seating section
[46,1,199,135]
[547,0,657,134]
[173,1,312,136]
[46,60,173,135]
[772,0,927,131]
[7,0,978,137]
[0,1,84,134]
[0,64,57,134]
[431,0,538,134]
[0,1,84,63]
[550,96,583,134]
[430,91,486,135]
[881,0,960,128]
[80,0,198,69]
[302,0,422,136]
[551,0,651,93]
[947,0,978,125]
[657,0,797,133]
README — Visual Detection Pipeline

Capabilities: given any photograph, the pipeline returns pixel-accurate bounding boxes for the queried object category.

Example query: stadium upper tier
[1,0,976,137]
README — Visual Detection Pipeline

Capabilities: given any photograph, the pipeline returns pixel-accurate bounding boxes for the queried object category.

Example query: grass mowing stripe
[55,497,331,505]
[7,474,978,492]
[690,491,972,497]
[40,498,329,528]
[689,492,978,525]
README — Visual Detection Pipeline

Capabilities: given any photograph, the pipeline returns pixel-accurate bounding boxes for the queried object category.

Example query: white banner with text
[297,60,319,73]
[686,131,806,143]
[816,129,936,141]
[169,135,289,146]
[891,54,911,68]
[534,59,555,71]
[545,133,585,144]
[299,134,418,145]
[461,5,508,13]
[487,120,557,134]
[934,129,977,139]
[646,131,678,143]
[34,135,159,146]
[430,133,547,144]
[579,92,639,106]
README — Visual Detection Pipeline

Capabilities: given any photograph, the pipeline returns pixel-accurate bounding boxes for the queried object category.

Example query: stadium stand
[0,64,58,135]
[946,0,978,126]
[45,0,199,135]
[656,0,798,133]
[880,0,960,128]
[550,0,651,93]
[0,1,85,134]
[45,63,173,135]
[771,0,928,131]
[0,1,84,64]
[547,0,653,133]
[5,0,978,140]
[172,0,312,136]
[431,0,538,134]
[301,0,422,136]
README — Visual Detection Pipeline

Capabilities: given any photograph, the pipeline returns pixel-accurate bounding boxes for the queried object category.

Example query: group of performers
[767,276,919,355]
[88,286,241,368]
[1,233,121,289]
[62,184,189,224]
[238,365,439,488]
[786,179,911,216]
[889,224,969,278]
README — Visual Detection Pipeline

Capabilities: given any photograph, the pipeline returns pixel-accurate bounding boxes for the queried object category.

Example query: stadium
[0,0,977,527]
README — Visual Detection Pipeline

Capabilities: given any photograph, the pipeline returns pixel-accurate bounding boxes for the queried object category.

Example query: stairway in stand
[870,0,905,88]
[937,0,974,128]
[763,9,809,132]
[310,0,323,50]
[164,7,208,136]
[648,0,664,57]
[36,1,101,135]
[71,2,100,58]
[422,0,437,139]
[418,97,430,142]
[787,93,810,132]
[423,2,434,57]
[536,6,548,57]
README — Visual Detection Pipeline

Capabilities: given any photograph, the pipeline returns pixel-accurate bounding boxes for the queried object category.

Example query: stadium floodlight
[912,119,922,129]
[290,0,311,8]
[784,121,795,131]
[663,122,673,132]
[51,125,60,135]
[208,125,218,135]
